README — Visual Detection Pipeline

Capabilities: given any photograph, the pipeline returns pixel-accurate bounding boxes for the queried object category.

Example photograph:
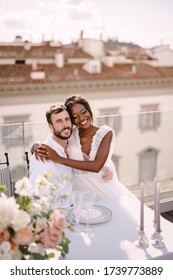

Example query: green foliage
[0,185,7,192]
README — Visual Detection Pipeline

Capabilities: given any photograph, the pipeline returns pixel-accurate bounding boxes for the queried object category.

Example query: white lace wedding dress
[68,125,136,201]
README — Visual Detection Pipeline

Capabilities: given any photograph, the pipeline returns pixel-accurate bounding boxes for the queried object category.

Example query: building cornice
[1,77,173,105]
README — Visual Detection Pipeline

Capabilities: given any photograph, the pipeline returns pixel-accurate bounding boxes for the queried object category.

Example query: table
[65,195,173,260]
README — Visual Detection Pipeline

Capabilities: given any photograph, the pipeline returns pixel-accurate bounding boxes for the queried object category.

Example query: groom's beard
[53,126,72,140]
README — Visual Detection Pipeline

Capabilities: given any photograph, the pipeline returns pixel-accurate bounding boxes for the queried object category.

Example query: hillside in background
[105,38,142,49]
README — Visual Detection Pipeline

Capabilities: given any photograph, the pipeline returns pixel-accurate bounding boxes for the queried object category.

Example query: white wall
[149,45,173,66]
[79,38,104,58]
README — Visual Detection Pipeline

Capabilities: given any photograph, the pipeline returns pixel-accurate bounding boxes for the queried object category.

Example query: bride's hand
[37,144,61,163]
[31,142,45,161]
[101,166,113,182]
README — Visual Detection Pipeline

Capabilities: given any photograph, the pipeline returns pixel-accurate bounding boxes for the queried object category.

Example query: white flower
[0,241,11,252]
[39,197,50,212]
[56,173,74,187]
[32,234,40,242]
[0,252,12,260]
[0,194,19,232]
[11,210,31,231]
[28,243,46,256]
[35,176,55,197]
[28,201,42,216]
[0,173,72,260]
[11,248,22,260]
[29,197,50,215]
[0,241,12,260]
[35,217,48,233]
[15,177,33,197]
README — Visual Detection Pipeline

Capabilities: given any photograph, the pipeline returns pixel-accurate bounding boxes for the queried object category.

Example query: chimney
[24,41,31,50]
[132,65,137,77]
[15,35,22,43]
[55,52,64,68]
[74,68,79,79]
[30,69,46,80]
[30,63,45,80]
[32,61,37,70]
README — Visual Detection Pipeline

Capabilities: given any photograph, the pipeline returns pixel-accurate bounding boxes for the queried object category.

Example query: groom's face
[49,110,72,140]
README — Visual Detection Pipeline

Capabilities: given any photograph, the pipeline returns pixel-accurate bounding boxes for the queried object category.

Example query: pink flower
[12,226,33,245]
[49,210,66,231]
[0,229,10,243]
[39,226,62,248]
[49,226,62,242]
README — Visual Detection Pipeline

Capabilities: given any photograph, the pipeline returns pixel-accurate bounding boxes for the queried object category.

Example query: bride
[37,95,137,201]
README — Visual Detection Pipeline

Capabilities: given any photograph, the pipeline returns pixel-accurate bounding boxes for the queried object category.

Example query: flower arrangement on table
[0,174,73,260]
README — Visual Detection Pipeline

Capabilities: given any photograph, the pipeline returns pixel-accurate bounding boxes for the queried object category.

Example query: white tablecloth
[65,195,173,260]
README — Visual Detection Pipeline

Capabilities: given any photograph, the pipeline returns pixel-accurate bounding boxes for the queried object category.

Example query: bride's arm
[37,131,113,173]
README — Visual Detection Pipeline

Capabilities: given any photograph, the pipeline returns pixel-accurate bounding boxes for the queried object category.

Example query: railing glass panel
[0,111,173,205]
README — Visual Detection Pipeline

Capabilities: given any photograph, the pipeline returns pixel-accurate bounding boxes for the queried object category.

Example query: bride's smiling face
[71,103,92,129]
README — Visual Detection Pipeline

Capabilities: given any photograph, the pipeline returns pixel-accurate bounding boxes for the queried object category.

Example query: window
[15,60,25,64]
[97,107,122,135]
[138,147,159,183]
[138,104,160,131]
[2,114,32,148]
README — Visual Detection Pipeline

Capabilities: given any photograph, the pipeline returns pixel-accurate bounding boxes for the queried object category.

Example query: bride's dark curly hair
[64,95,93,123]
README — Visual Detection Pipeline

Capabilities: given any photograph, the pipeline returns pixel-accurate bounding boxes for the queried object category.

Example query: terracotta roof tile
[0,63,173,86]
[156,67,173,77]
[0,64,32,84]
[0,45,92,59]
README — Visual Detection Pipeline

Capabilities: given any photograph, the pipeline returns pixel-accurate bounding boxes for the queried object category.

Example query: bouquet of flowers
[0,175,72,260]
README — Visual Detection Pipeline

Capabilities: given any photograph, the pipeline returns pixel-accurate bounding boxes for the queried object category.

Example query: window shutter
[154,111,161,128]
[114,115,122,135]
[138,112,144,130]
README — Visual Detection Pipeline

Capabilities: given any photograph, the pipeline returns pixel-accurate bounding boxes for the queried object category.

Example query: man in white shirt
[29,104,73,207]
[29,104,112,208]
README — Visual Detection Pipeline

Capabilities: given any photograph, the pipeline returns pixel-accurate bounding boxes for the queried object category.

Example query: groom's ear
[48,123,53,131]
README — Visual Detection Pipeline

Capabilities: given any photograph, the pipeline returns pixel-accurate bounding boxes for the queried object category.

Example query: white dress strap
[89,125,115,163]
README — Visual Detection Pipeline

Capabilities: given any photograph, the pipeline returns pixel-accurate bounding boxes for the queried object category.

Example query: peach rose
[49,226,62,242]
[0,229,10,243]
[12,226,33,245]
[49,210,66,231]
[39,226,62,248]
[9,239,18,250]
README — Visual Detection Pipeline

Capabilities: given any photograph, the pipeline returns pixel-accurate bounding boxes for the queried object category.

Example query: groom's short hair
[46,104,68,125]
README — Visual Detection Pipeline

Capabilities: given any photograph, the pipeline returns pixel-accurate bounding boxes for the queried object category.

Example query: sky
[0,0,173,49]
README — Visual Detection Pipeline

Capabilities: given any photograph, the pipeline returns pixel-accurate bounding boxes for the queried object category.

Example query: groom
[29,104,112,206]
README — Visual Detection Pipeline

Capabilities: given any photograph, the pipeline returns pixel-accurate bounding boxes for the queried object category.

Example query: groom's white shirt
[29,134,73,207]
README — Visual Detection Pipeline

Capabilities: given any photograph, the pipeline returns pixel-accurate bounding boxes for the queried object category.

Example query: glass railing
[0,111,173,206]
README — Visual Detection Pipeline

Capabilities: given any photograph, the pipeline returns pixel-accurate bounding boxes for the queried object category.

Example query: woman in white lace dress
[38,95,136,201]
